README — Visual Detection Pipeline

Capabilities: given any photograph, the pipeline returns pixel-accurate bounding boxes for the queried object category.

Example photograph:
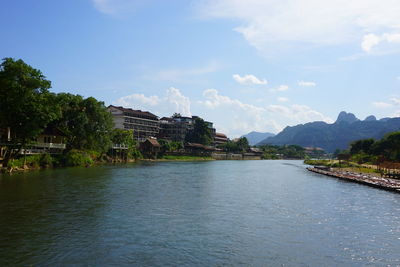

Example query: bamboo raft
[307,167,400,193]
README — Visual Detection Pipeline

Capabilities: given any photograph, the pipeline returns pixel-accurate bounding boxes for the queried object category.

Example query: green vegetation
[0,58,132,171]
[185,117,213,145]
[111,129,142,159]
[158,139,183,155]
[8,153,55,169]
[0,58,61,166]
[259,144,306,159]
[348,132,400,164]
[160,155,213,161]
[218,137,249,153]
[54,93,114,153]
[61,150,96,167]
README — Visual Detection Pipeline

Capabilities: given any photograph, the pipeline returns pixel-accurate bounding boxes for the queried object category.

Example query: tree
[371,132,400,161]
[111,128,139,159]
[185,117,212,145]
[54,93,114,153]
[350,138,375,155]
[111,129,135,148]
[236,137,249,152]
[0,58,61,165]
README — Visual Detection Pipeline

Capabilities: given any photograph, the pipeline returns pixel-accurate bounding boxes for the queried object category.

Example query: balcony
[34,143,66,149]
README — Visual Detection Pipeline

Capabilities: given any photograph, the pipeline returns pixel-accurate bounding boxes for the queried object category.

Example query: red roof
[145,138,160,147]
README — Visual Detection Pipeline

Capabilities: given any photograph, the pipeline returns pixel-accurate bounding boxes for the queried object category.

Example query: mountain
[335,111,359,123]
[257,111,400,152]
[241,131,275,146]
[364,115,377,121]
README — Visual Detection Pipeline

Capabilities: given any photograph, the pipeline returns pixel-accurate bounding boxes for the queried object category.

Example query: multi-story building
[158,115,217,144]
[158,116,194,142]
[214,132,228,146]
[107,105,159,142]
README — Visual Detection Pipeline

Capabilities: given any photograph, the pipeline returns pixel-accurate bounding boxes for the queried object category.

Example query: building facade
[107,105,159,142]
[158,116,194,142]
[214,132,228,146]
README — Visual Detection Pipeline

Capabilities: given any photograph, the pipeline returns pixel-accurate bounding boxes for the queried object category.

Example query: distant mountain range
[241,131,275,146]
[257,111,400,152]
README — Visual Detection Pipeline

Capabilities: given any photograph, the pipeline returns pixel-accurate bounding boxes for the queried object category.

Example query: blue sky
[2,0,400,137]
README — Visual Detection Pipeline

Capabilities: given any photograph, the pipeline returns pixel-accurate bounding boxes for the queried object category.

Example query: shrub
[39,153,54,167]
[8,155,41,169]
[62,150,94,167]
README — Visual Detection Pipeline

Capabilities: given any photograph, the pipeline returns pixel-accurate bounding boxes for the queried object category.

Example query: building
[214,132,228,146]
[0,127,66,156]
[158,116,194,142]
[107,105,159,142]
[158,115,217,145]
[140,137,161,158]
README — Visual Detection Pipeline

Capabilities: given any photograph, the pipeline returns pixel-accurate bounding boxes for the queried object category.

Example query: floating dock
[307,167,400,193]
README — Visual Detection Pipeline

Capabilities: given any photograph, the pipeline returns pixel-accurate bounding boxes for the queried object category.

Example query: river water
[1,160,399,266]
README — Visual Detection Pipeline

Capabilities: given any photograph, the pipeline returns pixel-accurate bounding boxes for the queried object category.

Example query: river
[1,160,399,266]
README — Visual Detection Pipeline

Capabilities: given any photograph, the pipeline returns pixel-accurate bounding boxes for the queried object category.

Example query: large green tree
[0,58,60,164]
[350,138,375,155]
[371,132,400,161]
[54,93,114,153]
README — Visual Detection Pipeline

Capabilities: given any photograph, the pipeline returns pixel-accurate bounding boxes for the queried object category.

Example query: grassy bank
[1,150,137,173]
[304,159,382,175]
[157,155,214,161]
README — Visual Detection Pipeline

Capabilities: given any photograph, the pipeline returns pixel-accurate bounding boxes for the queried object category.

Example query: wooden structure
[140,138,161,158]
[378,161,400,179]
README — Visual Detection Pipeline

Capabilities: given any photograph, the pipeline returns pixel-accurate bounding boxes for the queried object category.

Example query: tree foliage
[348,132,400,163]
[258,144,306,159]
[0,58,61,165]
[0,58,61,145]
[54,93,114,153]
[185,117,212,145]
[350,138,375,154]
[218,137,250,153]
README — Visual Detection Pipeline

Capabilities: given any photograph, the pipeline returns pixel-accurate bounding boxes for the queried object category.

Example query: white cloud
[298,81,316,87]
[361,34,381,52]
[361,32,400,52]
[115,87,191,116]
[267,104,334,123]
[270,85,289,92]
[115,88,333,138]
[116,93,160,107]
[198,89,281,135]
[198,0,400,54]
[166,87,191,116]
[197,89,332,137]
[148,61,221,82]
[372,101,393,108]
[233,74,267,85]
[277,97,289,102]
[372,98,400,117]
[390,97,400,105]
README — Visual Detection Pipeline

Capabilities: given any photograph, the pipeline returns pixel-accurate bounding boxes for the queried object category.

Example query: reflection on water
[1,161,400,266]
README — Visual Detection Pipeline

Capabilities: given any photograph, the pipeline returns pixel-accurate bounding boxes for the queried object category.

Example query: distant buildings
[214,132,228,146]
[108,105,228,148]
[158,116,194,142]
[107,105,160,142]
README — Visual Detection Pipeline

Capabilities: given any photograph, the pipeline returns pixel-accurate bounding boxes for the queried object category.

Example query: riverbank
[143,155,214,162]
[1,154,216,174]
[307,167,400,193]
